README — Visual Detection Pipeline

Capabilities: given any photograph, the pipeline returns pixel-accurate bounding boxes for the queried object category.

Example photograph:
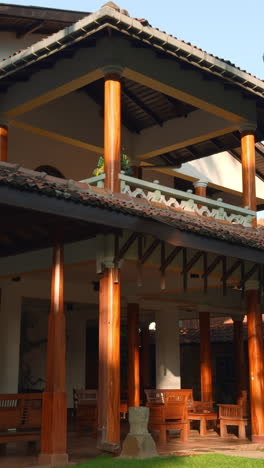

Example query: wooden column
[140,326,151,394]
[127,303,140,408]
[199,312,213,402]
[0,124,8,162]
[97,267,121,452]
[39,242,68,466]
[246,281,264,442]
[233,316,246,402]
[240,124,257,221]
[104,72,121,192]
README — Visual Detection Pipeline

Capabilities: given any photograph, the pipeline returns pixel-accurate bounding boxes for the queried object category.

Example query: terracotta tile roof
[0,4,263,99]
[0,161,263,250]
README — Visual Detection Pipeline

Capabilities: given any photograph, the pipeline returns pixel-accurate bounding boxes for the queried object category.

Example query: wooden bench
[0,393,42,454]
[145,389,190,443]
[218,392,248,439]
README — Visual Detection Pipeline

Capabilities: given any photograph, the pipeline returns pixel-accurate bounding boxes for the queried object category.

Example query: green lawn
[57,454,264,468]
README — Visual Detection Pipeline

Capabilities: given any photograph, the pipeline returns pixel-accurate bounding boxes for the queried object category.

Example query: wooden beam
[160,246,182,272]
[114,232,138,263]
[222,259,242,281]
[240,263,259,287]
[202,256,223,278]
[182,251,203,274]
[140,239,160,264]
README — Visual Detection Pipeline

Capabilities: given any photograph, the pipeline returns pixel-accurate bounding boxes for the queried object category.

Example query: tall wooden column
[246,281,264,442]
[0,123,8,162]
[199,312,213,402]
[97,267,121,452]
[127,303,140,408]
[104,70,121,192]
[240,123,257,226]
[232,316,246,402]
[140,326,151,393]
[39,242,68,466]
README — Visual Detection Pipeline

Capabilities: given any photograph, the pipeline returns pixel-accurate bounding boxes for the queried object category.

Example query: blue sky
[3,0,264,80]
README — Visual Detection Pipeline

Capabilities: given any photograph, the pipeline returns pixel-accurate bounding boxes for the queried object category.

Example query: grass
[57,453,264,468]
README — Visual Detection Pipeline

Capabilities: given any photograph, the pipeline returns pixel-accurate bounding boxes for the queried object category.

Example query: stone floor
[1,425,264,468]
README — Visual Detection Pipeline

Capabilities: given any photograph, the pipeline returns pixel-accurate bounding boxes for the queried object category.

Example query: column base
[97,431,120,453]
[38,452,69,466]
[251,434,264,443]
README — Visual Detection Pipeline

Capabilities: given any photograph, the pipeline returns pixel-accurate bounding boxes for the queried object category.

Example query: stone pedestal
[120,407,158,459]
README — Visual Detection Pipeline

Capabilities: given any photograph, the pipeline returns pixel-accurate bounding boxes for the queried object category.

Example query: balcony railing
[81,173,255,227]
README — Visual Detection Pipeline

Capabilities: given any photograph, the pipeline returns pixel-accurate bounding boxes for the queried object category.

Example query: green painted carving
[93,152,134,176]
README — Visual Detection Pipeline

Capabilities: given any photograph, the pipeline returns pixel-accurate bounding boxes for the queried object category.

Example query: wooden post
[199,312,213,402]
[39,242,68,466]
[240,123,257,221]
[140,326,151,394]
[232,316,246,402]
[193,180,208,198]
[0,124,8,162]
[246,281,264,442]
[97,267,121,452]
[127,303,140,408]
[104,71,121,192]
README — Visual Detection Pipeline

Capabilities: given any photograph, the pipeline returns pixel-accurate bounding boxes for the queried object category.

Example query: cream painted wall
[0,282,21,393]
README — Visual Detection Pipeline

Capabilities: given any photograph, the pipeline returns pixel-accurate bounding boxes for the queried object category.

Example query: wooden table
[188,411,218,436]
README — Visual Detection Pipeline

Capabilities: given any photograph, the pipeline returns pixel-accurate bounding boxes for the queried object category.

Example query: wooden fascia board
[0,185,263,264]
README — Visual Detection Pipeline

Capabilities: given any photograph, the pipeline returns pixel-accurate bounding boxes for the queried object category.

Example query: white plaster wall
[0,32,45,61]
[172,151,264,201]
[155,308,181,389]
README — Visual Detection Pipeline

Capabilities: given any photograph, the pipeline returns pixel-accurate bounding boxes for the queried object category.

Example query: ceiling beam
[16,20,44,38]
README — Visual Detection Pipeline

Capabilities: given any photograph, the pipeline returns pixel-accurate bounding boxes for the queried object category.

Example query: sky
[3,0,264,80]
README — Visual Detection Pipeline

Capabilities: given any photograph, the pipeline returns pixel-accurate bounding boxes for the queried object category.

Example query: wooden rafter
[16,20,44,38]
[222,257,227,296]
[182,251,203,274]
[203,253,208,293]
[122,85,163,126]
[160,246,182,272]
[221,259,242,281]
[240,263,259,287]
[182,248,187,291]
[202,255,224,278]
[140,239,160,264]
[114,232,138,262]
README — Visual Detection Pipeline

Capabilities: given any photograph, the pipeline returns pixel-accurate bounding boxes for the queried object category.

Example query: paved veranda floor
[1,425,264,468]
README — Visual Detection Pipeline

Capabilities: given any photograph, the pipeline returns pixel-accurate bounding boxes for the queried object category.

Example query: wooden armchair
[145,389,189,443]
[218,391,248,439]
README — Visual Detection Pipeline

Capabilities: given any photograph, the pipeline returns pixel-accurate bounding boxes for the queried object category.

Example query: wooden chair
[74,389,98,436]
[218,391,248,439]
[0,393,42,454]
[145,389,189,443]
[187,399,217,436]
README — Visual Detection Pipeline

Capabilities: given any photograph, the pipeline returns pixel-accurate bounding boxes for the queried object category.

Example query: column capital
[245,280,259,291]
[102,65,124,77]
[238,121,257,133]
[193,179,209,189]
